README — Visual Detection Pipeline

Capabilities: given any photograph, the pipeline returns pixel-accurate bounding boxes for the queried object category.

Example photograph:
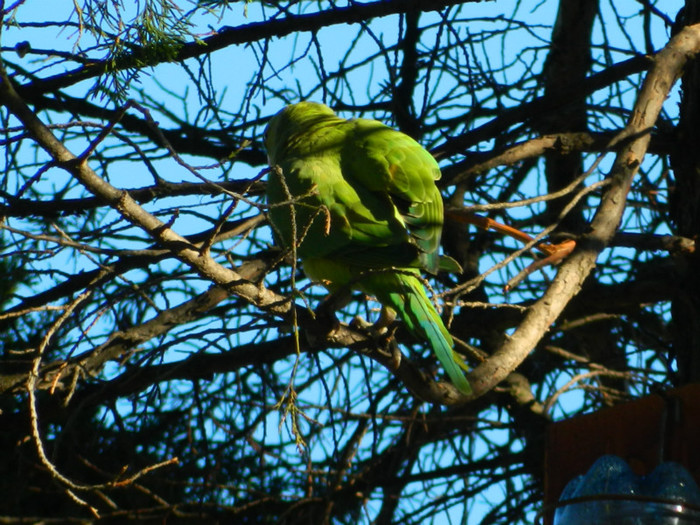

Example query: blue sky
[1,1,687,522]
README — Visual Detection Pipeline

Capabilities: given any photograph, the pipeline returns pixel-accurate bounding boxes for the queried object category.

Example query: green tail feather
[362,271,472,395]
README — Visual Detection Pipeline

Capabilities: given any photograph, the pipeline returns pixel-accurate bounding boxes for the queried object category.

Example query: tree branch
[21,0,478,97]
[0,73,471,404]
[466,23,700,398]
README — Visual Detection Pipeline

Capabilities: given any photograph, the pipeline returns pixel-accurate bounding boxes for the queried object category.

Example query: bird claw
[378,338,402,370]
[351,307,400,364]
[314,287,352,334]
[350,315,372,330]
[350,305,396,334]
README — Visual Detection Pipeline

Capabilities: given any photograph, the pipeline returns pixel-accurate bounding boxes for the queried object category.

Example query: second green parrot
[264,101,471,395]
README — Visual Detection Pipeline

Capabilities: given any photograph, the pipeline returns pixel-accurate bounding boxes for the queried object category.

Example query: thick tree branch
[442,131,614,185]
[0,75,471,404]
[432,55,652,158]
[465,23,700,398]
[21,0,479,97]
[0,72,289,317]
[536,0,598,230]
[9,88,264,163]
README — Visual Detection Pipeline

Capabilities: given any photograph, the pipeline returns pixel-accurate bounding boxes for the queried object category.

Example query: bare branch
[466,23,700,398]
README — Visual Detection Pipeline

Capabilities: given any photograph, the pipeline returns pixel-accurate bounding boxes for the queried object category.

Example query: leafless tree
[0,1,697,523]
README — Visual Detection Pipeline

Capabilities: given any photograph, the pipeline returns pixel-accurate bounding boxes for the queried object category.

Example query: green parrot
[264,101,471,395]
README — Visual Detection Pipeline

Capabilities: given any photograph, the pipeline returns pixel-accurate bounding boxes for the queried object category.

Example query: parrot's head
[264,101,339,164]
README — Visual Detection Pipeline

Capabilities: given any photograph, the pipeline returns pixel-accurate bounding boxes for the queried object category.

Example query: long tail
[362,270,472,395]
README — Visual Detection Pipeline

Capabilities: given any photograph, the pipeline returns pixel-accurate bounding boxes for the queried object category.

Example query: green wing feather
[265,101,470,395]
[360,270,472,395]
[342,118,445,273]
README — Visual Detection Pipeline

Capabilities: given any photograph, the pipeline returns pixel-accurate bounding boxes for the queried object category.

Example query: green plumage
[265,101,471,395]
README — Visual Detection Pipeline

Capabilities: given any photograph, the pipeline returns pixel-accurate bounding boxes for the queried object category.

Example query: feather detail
[265,102,470,395]
[360,271,472,395]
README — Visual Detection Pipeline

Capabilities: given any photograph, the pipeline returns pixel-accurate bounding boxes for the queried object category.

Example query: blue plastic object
[554,455,700,524]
